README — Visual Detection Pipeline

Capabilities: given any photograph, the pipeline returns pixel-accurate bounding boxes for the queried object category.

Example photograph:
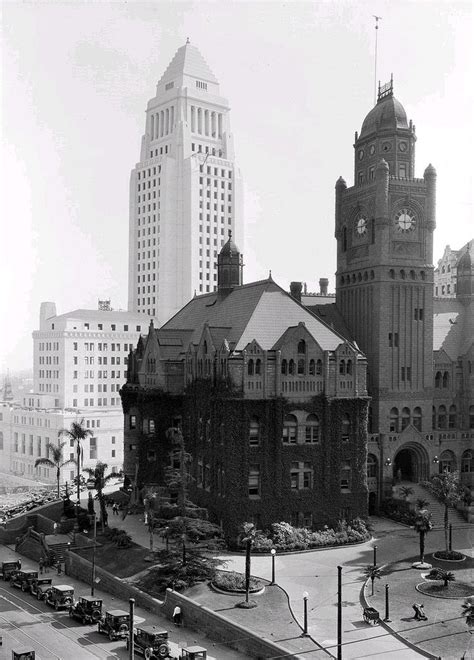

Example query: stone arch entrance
[393,443,429,482]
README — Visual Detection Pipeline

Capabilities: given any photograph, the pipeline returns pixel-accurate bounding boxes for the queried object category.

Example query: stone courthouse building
[121,73,473,536]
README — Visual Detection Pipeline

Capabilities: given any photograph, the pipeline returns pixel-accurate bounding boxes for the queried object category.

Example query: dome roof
[220,231,240,257]
[360,94,408,139]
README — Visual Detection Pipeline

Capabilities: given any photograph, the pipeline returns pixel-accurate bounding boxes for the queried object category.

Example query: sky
[1,0,472,372]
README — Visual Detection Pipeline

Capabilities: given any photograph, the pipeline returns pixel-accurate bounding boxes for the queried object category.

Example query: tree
[399,485,414,500]
[415,497,429,510]
[413,508,433,565]
[430,567,455,588]
[427,471,463,553]
[59,420,93,505]
[82,462,116,528]
[35,440,76,498]
[363,565,383,596]
[461,597,474,627]
[241,522,257,606]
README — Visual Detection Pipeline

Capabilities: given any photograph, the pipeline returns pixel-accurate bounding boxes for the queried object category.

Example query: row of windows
[190,106,223,138]
[192,143,223,157]
[74,341,138,352]
[249,462,352,496]
[434,371,450,388]
[148,145,170,158]
[150,106,175,140]
[137,166,161,180]
[435,283,455,296]
[436,449,473,473]
[73,370,127,379]
[389,404,474,432]
[38,342,59,351]
[389,407,422,432]
[38,356,59,365]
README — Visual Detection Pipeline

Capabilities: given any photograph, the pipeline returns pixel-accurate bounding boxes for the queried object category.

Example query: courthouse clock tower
[334,78,436,484]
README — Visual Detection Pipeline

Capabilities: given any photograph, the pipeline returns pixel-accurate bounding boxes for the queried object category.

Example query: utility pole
[337,566,342,660]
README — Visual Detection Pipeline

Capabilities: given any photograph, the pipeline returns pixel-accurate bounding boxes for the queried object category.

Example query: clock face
[369,145,376,155]
[382,141,392,152]
[399,142,407,152]
[395,209,416,232]
[356,215,368,235]
[358,149,365,161]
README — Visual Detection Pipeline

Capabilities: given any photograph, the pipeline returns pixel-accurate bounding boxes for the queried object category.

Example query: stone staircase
[44,534,71,565]
[399,482,467,528]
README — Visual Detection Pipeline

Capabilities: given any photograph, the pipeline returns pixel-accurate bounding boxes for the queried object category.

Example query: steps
[398,481,467,528]
[45,534,72,565]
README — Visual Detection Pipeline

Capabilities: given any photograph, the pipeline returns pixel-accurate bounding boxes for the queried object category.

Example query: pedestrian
[39,557,44,575]
[112,503,119,515]
[56,561,62,576]
[412,603,427,621]
[172,605,182,626]
[53,522,58,535]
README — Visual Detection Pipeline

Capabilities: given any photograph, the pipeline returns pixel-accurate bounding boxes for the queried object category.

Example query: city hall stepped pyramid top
[158,40,219,87]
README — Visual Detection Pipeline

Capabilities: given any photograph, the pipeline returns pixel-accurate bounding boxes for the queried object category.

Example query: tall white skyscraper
[128,40,243,326]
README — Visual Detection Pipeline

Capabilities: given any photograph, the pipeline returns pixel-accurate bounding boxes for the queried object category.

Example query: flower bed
[432,550,465,562]
[212,570,263,593]
[416,581,473,599]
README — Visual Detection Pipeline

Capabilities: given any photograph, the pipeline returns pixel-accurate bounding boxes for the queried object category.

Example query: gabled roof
[160,278,355,353]
[305,303,355,343]
[158,41,218,86]
[433,298,474,360]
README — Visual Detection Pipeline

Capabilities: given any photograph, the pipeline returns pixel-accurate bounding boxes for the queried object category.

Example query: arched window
[437,405,447,429]
[339,360,345,375]
[432,406,436,429]
[340,462,351,490]
[281,359,287,375]
[255,359,262,375]
[368,405,373,433]
[309,359,315,375]
[461,450,473,473]
[247,359,254,376]
[249,417,260,446]
[341,413,350,442]
[401,407,411,430]
[448,404,457,429]
[389,269,395,279]
[443,371,449,388]
[442,266,446,274]
[435,371,442,388]
[305,414,319,443]
[282,414,297,444]
[316,359,322,375]
[342,226,347,252]
[400,269,406,279]
[203,340,208,354]
[412,407,422,432]
[297,359,305,375]
[389,407,399,433]
[297,340,306,354]
[447,264,451,273]
[288,359,295,375]
[367,454,377,478]
[439,450,455,474]
[346,359,353,375]
[470,405,474,429]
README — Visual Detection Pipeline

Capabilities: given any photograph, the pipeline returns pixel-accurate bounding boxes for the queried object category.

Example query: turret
[217,231,243,295]
[424,163,437,232]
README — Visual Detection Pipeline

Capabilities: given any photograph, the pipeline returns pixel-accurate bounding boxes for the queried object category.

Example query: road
[0,549,245,660]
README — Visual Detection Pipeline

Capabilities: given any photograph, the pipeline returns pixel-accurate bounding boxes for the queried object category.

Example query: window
[281,359,287,375]
[442,371,449,388]
[340,463,352,490]
[341,413,350,442]
[305,414,319,443]
[297,359,305,375]
[249,417,260,446]
[90,437,97,460]
[255,359,261,375]
[461,450,473,473]
[297,340,306,354]
[316,359,322,375]
[448,405,457,429]
[339,360,345,375]
[247,359,254,376]
[282,414,297,444]
[389,407,399,433]
[437,405,447,429]
[309,359,315,375]
[439,450,455,474]
[288,359,295,375]
[129,415,137,429]
[248,465,260,498]
[435,371,442,388]
[367,454,377,478]
[470,405,474,429]
[413,407,422,432]
[401,407,410,430]
[149,419,155,433]
[290,461,313,490]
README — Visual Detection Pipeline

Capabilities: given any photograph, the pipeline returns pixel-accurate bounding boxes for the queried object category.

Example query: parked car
[181,647,207,660]
[69,596,103,624]
[97,609,130,641]
[10,570,38,592]
[45,585,74,610]
[125,625,171,658]
[0,560,21,580]
[29,577,53,600]
[11,650,36,660]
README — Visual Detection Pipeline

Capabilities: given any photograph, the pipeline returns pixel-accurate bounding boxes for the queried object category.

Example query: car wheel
[21,583,27,592]
[158,644,169,658]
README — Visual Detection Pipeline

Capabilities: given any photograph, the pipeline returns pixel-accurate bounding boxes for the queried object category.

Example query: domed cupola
[354,76,416,185]
[456,247,474,303]
[217,230,243,294]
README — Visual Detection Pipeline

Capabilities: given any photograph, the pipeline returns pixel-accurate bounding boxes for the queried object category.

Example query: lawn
[75,533,152,579]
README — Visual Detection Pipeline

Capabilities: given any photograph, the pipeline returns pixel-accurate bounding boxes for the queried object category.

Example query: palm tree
[431,567,455,588]
[82,462,116,528]
[59,420,93,506]
[461,597,474,627]
[413,508,433,565]
[399,485,414,501]
[427,471,463,553]
[363,565,383,596]
[35,440,76,498]
[416,497,429,510]
[241,522,257,605]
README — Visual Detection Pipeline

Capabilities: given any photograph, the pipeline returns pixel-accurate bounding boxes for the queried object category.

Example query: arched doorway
[393,443,429,482]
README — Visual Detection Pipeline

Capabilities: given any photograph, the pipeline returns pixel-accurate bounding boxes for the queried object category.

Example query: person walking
[112,503,119,516]
[172,605,182,626]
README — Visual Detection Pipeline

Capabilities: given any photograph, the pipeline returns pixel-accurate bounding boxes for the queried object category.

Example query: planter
[432,551,465,562]
[411,561,432,570]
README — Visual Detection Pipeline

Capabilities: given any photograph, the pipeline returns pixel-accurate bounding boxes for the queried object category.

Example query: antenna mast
[373,15,382,105]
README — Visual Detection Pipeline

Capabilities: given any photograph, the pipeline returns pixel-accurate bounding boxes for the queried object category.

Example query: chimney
[319,278,329,295]
[290,281,302,302]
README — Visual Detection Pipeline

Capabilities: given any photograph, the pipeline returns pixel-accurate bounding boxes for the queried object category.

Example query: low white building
[0,302,151,484]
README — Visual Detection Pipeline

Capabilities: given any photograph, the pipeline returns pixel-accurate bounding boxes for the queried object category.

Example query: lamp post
[165,526,169,552]
[373,545,377,567]
[182,532,186,566]
[383,584,391,622]
[91,512,97,597]
[302,591,309,636]
[270,549,276,585]
[128,598,135,660]
[337,566,342,660]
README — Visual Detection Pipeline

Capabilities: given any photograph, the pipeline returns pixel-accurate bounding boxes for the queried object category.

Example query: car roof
[107,609,129,616]
[81,595,102,602]
[138,626,168,635]
[184,646,207,652]
[54,585,74,591]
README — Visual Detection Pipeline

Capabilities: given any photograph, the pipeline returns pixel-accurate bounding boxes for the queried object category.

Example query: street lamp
[270,549,276,585]
[182,532,186,565]
[91,512,97,596]
[373,544,377,567]
[302,591,309,636]
[165,526,169,552]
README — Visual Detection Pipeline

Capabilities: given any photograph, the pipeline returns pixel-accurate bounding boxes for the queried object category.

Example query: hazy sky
[1,0,472,372]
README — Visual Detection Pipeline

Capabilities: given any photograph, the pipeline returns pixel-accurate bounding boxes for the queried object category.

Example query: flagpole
[373,15,382,105]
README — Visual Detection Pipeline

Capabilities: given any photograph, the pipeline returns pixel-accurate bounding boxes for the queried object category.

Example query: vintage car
[69,596,103,624]
[125,625,171,658]
[181,647,207,660]
[11,650,36,660]
[29,577,53,600]
[0,560,21,580]
[97,609,130,641]
[45,584,74,610]
[10,570,38,592]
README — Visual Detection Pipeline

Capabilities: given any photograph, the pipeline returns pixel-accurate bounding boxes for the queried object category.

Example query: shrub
[213,570,262,592]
